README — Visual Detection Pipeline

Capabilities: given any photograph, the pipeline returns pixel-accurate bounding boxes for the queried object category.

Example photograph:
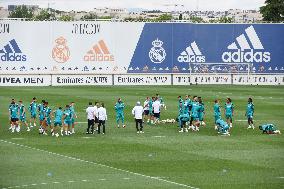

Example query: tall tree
[34,9,54,21]
[260,0,284,22]
[9,5,34,19]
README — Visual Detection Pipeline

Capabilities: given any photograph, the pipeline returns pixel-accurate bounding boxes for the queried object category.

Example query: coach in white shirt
[152,98,161,124]
[132,101,144,133]
[86,102,96,134]
[97,103,107,134]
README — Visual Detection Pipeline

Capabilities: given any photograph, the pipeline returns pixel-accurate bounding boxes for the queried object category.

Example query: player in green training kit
[214,99,221,130]
[9,101,19,133]
[28,97,37,128]
[191,96,201,131]
[63,105,73,135]
[115,98,125,128]
[69,102,77,134]
[38,100,46,133]
[53,107,63,137]
[42,102,52,135]
[198,97,206,126]
[246,97,255,129]
[18,100,30,132]
[224,98,234,128]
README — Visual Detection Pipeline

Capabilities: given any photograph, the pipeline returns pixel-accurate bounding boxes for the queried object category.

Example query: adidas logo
[84,40,114,62]
[222,25,270,63]
[0,39,27,61]
[177,41,205,63]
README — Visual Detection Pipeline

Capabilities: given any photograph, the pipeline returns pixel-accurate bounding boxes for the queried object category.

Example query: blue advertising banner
[128,23,284,74]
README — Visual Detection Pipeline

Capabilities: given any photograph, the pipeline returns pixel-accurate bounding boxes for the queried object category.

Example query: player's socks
[117,125,120,128]
[33,123,36,127]
[251,124,255,129]
[247,125,251,129]
[61,128,63,136]
[27,127,30,132]
[195,126,199,131]
[72,128,75,134]
[164,105,167,110]
[214,125,218,130]
[230,123,232,128]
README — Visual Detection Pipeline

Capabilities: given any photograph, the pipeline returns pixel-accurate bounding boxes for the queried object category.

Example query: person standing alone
[132,101,144,133]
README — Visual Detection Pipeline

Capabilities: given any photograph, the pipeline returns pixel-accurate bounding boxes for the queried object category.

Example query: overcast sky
[0,0,266,11]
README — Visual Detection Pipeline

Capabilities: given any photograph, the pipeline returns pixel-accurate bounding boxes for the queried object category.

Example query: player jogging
[18,100,30,132]
[214,99,221,130]
[115,98,125,128]
[246,97,255,129]
[53,107,63,137]
[224,98,234,128]
[63,105,73,135]
[28,97,37,128]
[8,98,16,130]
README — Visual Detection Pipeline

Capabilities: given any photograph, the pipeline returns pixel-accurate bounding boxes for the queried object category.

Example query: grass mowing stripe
[0,139,199,189]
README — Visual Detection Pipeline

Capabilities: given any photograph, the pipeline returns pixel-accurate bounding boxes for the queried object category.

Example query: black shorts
[144,110,149,115]
[95,117,99,123]
[11,118,19,122]
[154,113,160,118]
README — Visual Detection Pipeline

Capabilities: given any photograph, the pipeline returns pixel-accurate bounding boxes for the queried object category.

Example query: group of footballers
[176,95,255,136]
[7,93,258,137]
[8,97,76,137]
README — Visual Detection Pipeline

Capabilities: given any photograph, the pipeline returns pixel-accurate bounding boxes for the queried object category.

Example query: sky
[0,0,266,11]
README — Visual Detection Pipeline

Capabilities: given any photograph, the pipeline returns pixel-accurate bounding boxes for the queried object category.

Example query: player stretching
[115,98,125,128]
[143,97,150,124]
[70,102,77,134]
[9,101,19,133]
[191,96,201,131]
[28,97,37,128]
[53,107,63,137]
[18,100,30,132]
[214,99,221,130]
[63,105,73,135]
[198,97,206,126]
[224,98,234,128]
[215,118,230,136]
[246,97,255,129]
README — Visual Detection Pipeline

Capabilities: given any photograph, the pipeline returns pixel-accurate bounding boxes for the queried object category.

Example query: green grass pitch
[0,85,283,189]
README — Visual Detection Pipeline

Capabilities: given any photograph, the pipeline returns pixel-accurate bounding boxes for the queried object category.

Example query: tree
[8,5,34,19]
[59,15,73,21]
[34,9,54,21]
[155,14,172,21]
[260,0,284,22]
[189,16,204,23]
[218,16,232,23]
[81,13,98,20]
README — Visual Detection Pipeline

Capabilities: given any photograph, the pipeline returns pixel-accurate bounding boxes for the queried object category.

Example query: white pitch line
[0,139,199,189]
[153,136,166,138]
[11,138,24,140]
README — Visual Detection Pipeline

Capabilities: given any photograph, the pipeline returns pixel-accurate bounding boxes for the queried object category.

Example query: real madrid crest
[149,38,166,64]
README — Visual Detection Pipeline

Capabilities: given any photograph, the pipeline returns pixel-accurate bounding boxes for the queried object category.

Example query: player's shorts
[247,114,253,119]
[45,118,51,126]
[71,118,75,124]
[54,121,62,127]
[20,115,26,122]
[225,114,233,120]
[144,110,150,115]
[39,114,45,121]
[11,118,19,122]
[154,112,160,118]
[199,113,204,121]
[30,112,37,118]
[95,117,99,123]
[64,120,72,126]
[192,116,199,121]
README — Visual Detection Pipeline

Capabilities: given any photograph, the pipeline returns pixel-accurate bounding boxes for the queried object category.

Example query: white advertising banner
[0,75,51,86]
[114,75,171,85]
[173,74,232,85]
[0,21,144,74]
[52,75,112,86]
[233,75,284,85]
